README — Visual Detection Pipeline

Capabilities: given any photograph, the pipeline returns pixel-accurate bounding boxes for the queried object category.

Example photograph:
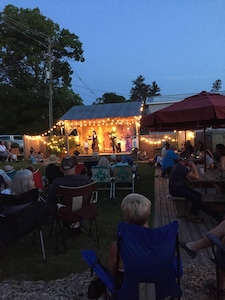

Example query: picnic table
[187,167,225,196]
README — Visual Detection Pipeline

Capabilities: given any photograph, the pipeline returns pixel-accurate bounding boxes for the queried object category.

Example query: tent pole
[64,122,69,155]
[203,127,206,172]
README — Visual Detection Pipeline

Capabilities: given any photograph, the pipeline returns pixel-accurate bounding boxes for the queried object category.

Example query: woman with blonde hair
[109,193,152,280]
[0,170,52,249]
[11,169,35,197]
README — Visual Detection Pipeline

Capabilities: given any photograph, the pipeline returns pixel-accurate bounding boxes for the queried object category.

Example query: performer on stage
[109,129,118,152]
[84,140,89,154]
[92,131,98,152]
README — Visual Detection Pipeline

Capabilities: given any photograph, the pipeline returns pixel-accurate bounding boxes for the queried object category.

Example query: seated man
[111,155,129,169]
[47,156,91,214]
[45,154,63,185]
[169,151,224,223]
[121,155,133,166]
[161,145,178,177]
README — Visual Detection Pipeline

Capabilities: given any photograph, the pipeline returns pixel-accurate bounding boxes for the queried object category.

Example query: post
[47,37,53,132]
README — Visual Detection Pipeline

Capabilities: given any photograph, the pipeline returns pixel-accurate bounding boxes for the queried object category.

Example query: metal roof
[146,93,197,104]
[146,103,173,114]
[60,102,142,121]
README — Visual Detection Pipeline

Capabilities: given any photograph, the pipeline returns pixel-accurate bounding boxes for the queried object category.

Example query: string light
[24,105,143,154]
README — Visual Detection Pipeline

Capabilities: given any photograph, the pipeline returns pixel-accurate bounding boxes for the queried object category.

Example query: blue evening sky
[1,0,225,105]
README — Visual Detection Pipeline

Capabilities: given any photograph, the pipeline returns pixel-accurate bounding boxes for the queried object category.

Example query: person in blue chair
[111,155,129,169]
[121,155,133,166]
[82,193,181,299]
[108,193,151,285]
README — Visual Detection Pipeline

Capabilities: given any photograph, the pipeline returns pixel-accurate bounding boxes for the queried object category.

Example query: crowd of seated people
[0,152,138,235]
[0,141,15,162]
[28,147,44,164]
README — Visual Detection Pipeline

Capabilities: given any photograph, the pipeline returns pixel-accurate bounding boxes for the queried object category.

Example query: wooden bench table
[188,168,225,194]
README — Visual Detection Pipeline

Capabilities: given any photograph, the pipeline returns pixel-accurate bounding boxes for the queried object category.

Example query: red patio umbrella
[141,91,225,130]
[141,91,225,171]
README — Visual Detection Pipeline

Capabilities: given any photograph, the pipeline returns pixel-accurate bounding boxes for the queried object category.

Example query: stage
[75,151,138,163]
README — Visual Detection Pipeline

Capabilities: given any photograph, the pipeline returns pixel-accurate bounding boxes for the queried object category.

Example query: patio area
[153,166,220,268]
[153,166,225,298]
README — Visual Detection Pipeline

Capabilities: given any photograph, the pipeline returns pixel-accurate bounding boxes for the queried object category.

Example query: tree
[211,79,222,92]
[130,76,161,104]
[0,5,85,134]
[92,92,127,105]
[149,81,161,96]
[130,75,150,103]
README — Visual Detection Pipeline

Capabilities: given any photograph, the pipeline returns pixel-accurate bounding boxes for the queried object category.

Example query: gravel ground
[0,263,218,300]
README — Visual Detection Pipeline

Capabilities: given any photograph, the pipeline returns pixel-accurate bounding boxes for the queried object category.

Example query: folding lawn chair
[0,189,48,260]
[112,165,135,198]
[81,220,183,300]
[56,182,99,252]
[91,166,114,199]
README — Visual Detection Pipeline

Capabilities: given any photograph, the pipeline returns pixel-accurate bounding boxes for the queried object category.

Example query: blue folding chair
[207,233,225,300]
[81,221,182,300]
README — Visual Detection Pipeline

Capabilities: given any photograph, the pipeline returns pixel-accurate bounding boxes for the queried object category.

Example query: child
[37,151,44,163]
[84,140,89,154]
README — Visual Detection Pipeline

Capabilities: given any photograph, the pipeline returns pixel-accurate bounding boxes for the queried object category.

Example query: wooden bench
[154,166,218,270]
[167,195,188,217]
[11,148,24,160]
[202,194,225,203]
[169,193,225,218]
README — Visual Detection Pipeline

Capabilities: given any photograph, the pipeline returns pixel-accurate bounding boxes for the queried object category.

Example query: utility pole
[46,37,53,132]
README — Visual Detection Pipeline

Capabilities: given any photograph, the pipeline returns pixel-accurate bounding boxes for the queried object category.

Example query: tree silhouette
[211,79,222,92]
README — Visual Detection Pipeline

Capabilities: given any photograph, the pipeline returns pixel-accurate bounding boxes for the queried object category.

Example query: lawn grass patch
[0,161,154,282]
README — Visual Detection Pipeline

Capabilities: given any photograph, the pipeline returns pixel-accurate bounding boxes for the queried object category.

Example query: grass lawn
[0,161,154,282]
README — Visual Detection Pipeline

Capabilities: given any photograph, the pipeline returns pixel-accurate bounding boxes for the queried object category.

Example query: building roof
[146,103,173,114]
[60,102,143,121]
[146,93,197,104]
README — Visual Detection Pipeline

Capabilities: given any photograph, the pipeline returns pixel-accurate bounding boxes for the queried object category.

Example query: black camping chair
[0,189,48,260]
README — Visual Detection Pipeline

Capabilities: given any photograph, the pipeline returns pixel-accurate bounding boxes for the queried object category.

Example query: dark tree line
[0,5,84,134]
[0,5,162,134]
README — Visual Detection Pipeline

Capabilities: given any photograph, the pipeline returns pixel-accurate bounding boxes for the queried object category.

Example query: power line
[71,82,130,98]
[72,68,98,98]
[1,14,48,40]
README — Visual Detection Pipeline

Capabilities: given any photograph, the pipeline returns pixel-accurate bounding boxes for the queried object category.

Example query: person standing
[184,140,194,156]
[109,130,118,152]
[84,140,89,154]
[92,131,98,152]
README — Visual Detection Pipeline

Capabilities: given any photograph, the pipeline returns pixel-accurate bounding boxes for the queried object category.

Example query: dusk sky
[1,0,225,105]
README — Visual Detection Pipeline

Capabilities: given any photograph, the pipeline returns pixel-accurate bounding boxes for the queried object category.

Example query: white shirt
[0,144,7,153]
[0,169,11,185]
